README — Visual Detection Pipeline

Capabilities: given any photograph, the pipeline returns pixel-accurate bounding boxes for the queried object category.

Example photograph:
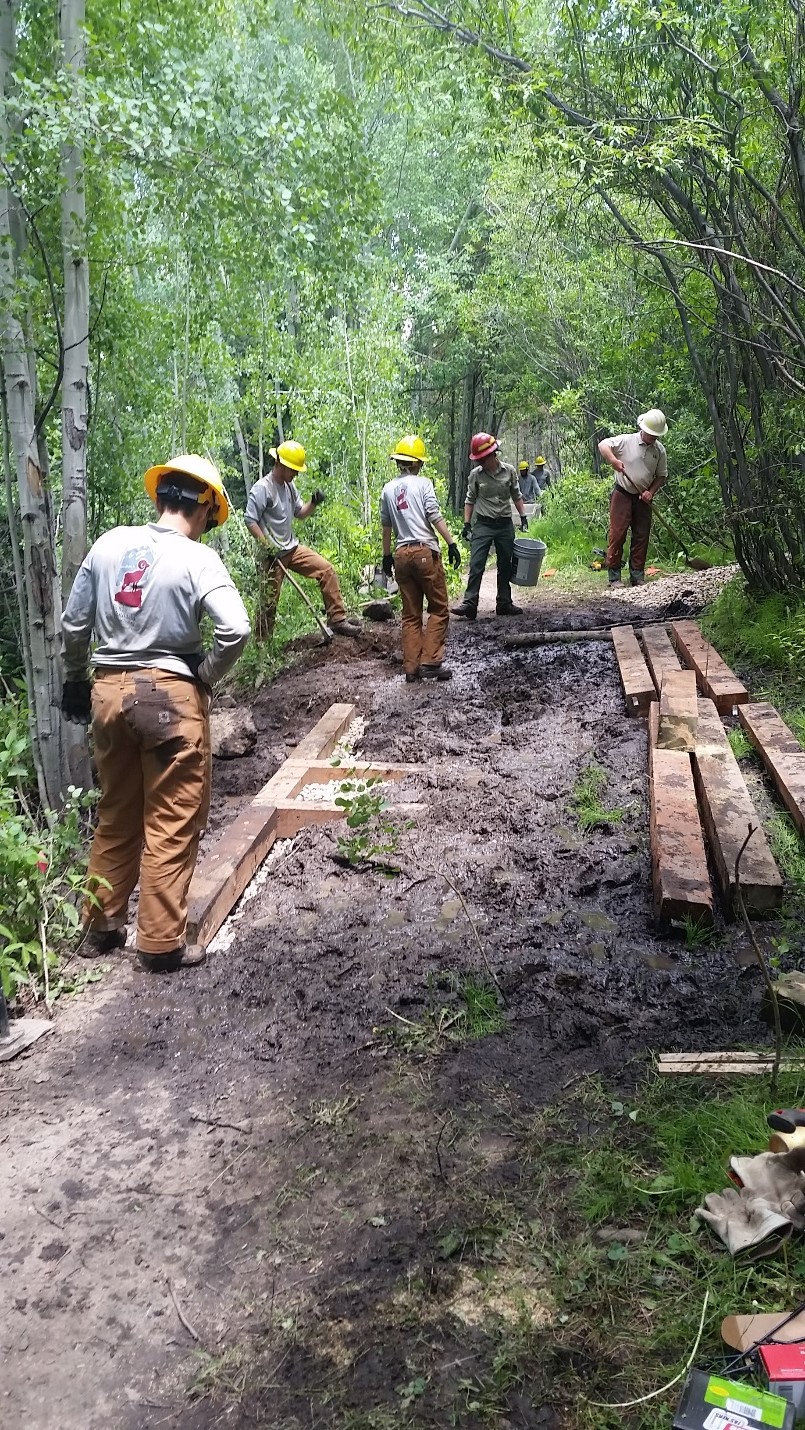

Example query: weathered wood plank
[648,703,713,926]
[641,624,683,695]
[739,702,805,837]
[293,703,356,761]
[693,698,782,914]
[670,620,749,712]
[187,806,280,946]
[611,624,656,716]
[657,669,698,752]
[658,1055,805,1076]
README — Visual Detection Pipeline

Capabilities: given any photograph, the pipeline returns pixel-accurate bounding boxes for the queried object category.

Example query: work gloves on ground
[447,542,461,569]
[520,516,529,532]
[696,1147,805,1260]
[461,521,473,541]
[310,489,327,507]
[382,554,394,578]
[61,678,92,724]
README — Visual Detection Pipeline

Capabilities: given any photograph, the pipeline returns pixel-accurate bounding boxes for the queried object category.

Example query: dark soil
[0,570,777,1430]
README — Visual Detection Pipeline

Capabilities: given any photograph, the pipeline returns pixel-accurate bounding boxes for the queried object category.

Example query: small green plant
[570,761,624,831]
[726,726,753,760]
[384,974,504,1052]
[768,812,805,898]
[335,776,405,871]
[682,914,714,950]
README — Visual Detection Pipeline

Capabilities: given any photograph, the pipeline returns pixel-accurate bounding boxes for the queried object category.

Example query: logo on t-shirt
[395,485,409,511]
[114,547,152,609]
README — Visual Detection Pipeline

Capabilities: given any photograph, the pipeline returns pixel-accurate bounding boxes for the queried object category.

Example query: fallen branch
[735,823,783,1096]
[503,628,615,648]
[190,1112,252,1135]
[167,1278,201,1343]
[440,871,504,998]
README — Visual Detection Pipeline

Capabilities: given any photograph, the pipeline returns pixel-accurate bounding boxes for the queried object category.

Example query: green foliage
[570,761,624,831]
[335,777,405,870]
[768,814,805,901]
[385,973,504,1052]
[726,726,753,761]
[705,580,805,674]
[0,695,99,1000]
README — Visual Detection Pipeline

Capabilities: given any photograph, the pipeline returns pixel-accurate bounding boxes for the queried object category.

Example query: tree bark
[59,0,88,599]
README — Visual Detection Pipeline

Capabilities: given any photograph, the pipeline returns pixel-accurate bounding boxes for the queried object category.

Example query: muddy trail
[1,568,776,1430]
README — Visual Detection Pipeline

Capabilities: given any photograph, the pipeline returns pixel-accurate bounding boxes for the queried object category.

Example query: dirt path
[1,568,772,1429]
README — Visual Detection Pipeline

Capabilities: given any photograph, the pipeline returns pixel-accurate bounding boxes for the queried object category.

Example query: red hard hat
[469,432,499,461]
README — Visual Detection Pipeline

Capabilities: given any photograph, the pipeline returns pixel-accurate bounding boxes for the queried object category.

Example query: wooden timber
[657,669,698,752]
[187,805,281,948]
[292,703,356,761]
[611,625,656,716]
[692,698,782,915]
[658,1052,805,1076]
[648,703,713,926]
[670,620,749,712]
[739,702,805,837]
[640,624,683,695]
[503,628,614,648]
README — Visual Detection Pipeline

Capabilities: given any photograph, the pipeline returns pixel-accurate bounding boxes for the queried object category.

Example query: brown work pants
[606,486,653,573]
[393,543,450,675]
[256,543,346,641]
[85,670,211,954]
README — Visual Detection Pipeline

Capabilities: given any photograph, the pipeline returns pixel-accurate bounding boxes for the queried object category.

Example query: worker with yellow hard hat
[517,459,539,505]
[60,453,251,973]
[245,440,361,641]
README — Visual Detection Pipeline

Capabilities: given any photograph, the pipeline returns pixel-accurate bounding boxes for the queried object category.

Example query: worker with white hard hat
[598,409,668,586]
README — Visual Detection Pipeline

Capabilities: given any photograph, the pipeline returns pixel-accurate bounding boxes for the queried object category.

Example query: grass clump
[571,761,624,831]
[726,726,753,761]
[768,813,805,900]
[385,973,504,1052]
[704,578,805,679]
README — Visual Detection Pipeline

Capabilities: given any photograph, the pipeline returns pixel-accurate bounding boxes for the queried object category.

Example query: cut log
[611,625,656,716]
[657,669,698,752]
[640,624,683,694]
[739,702,805,837]
[669,620,749,712]
[692,698,782,915]
[648,703,713,926]
[503,628,614,648]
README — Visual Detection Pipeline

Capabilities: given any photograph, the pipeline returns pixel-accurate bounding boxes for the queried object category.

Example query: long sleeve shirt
[62,523,251,687]
[466,460,522,519]
[379,473,443,552]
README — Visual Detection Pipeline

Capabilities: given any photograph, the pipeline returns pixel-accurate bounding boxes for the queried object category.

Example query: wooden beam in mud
[187,805,281,947]
[611,625,656,716]
[292,703,356,761]
[739,702,805,838]
[657,669,698,752]
[657,1052,805,1076]
[670,620,749,712]
[693,698,782,915]
[640,624,683,695]
[503,628,614,648]
[648,703,713,927]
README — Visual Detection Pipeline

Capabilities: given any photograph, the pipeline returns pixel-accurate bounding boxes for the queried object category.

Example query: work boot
[451,602,477,620]
[629,570,645,587]
[78,927,127,959]
[608,568,622,585]
[137,944,207,974]
[421,664,453,681]
[496,602,523,616]
[331,619,362,637]
[405,669,422,683]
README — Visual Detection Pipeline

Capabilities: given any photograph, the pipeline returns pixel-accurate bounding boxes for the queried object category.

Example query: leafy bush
[704,578,805,673]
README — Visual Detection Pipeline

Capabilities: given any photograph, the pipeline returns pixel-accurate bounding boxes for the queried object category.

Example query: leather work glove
[730,1148,805,1227]
[310,488,327,506]
[382,553,394,578]
[697,1186,792,1259]
[61,678,92,724]
[461,521,472,541]
[447,542,461,569]
[520,515,529,532]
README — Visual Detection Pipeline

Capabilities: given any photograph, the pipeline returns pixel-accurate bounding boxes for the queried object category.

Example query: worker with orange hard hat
[245,440,361,641]
[452,433,528,620]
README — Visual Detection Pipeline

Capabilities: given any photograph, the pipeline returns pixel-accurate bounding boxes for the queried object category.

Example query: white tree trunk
[59,0,88,599]
[0,0,68,810]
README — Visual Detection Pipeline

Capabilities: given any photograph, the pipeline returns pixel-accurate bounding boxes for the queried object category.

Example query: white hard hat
[638,408,668,438]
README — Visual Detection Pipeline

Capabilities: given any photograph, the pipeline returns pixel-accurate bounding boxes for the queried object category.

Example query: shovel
[651,505,712,570]
[261,534,333,644]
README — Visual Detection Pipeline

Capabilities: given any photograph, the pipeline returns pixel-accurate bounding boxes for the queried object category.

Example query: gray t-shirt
[245,473,303,552]
[518,471,539,501]
[380,473,442,552]
[62,523,250,687]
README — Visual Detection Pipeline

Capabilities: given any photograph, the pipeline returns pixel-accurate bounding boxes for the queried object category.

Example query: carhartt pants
[256,543,346,641]
[393,543,450,675]
[463,518,516,611]
[606,487,652,573]
[86,670,211,954]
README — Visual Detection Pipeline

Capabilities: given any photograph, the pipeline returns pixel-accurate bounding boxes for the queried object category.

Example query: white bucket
[511,537,547,587]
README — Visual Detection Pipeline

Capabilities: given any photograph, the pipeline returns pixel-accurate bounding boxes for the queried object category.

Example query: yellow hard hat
[534,455,547,466]
[390,434,429,464]
[143,453,230,527]
[271,440,307,473]
[518,460,529,471]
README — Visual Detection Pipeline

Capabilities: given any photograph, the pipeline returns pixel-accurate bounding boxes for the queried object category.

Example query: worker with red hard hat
[452,432,528,620]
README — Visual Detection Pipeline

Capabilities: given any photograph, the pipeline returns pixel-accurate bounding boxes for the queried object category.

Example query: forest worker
[380,435,461,683]
[598,408,668,586]
[60,454,251,973]
[518,460,539,504]
[451,432,528,620]
[533,455,549,490]
[245,440,362,641]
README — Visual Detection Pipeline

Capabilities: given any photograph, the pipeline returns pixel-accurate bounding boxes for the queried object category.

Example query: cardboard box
[759,1344,805,1423]
[674,1370,796,1428]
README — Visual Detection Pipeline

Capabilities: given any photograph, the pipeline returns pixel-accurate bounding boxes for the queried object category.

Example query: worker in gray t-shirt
[61,454,250,974]
[380,435,461,683]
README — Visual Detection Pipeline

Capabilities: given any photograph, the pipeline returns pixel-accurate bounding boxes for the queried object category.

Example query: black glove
[310,488,327,507]
[520,515,529,532]
[382,553,394,578]
[184,652,213,696]
[61,678,92,724]
[461,521,473,541]
[447,542,461,569]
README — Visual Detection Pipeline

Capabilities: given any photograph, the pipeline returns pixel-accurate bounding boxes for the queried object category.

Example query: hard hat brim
[270,445,307,473]
[144,459,230,527]
[390,452,428,463]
